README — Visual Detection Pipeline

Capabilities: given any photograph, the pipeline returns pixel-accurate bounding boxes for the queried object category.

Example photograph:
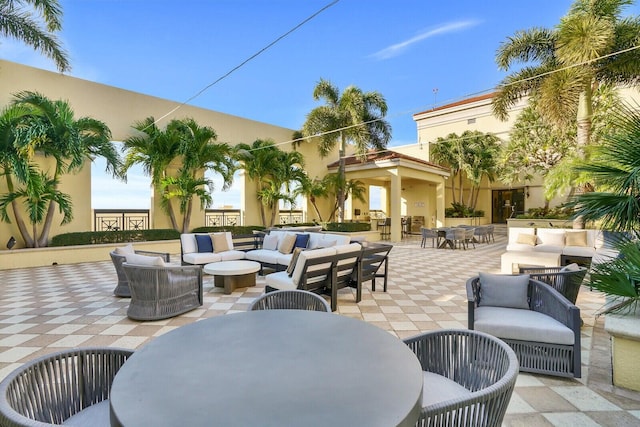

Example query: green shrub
[516,207,573,219]
[445,203,484,218]
[271,222,318,228]
[50,229,180,247]
[190,225,266,235]
[324,222,371,232]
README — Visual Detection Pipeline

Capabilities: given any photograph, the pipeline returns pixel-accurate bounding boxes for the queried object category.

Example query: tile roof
[413,92,494,117]
[326,149,449,172]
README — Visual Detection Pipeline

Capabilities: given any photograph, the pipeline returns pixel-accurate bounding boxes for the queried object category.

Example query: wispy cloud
[371,20,480,60]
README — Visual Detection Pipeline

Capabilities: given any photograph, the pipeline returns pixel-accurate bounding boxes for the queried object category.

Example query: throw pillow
[125,253,165,267]
[478,272,530,309]
[515,233,537,246]
[212,232,230,253]
[114,243,135,255]
[287,247,305,276]
[560,263,580,272]
[195,234,213,253]
[262,234,279,251]
[294,233,310,249]
[277,233,297,254]
[565,231,587,247]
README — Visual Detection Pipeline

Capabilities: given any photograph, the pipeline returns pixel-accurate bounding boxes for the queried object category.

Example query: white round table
[203,260,261,294]
[109,310,423,427]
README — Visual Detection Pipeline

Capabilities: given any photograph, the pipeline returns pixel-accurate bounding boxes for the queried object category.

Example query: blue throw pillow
[294,233,310,249]
[195,234,213,253]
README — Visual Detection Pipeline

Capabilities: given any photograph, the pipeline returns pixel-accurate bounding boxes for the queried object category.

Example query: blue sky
[4,0,639,209]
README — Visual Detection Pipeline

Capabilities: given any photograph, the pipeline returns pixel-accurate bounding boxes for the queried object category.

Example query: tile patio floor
[0,231,639,426]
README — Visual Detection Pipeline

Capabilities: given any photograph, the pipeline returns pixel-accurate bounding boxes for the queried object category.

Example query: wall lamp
[525,186,530,198]
[6,236,16,249]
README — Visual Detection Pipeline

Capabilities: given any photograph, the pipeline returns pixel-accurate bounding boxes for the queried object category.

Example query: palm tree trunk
[458,173,464,205]
[37,200,56,247]
[576,87,592,155]
[182,200,192,234]
[311,201,324,222]
[337,132,346,222]
[6,173,34,247]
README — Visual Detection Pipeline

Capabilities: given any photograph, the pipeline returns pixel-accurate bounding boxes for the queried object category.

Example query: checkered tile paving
[0,230,639,426]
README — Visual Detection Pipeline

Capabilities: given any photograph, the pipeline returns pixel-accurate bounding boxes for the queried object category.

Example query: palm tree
[122,117,234,233]
[4,91,119,247]
[301,78,391,221]
[322,172,366,222]
[0,166,72,241]
[294,174,330,222]
[236,139,305,227]
[493,0,640,155]
[0,0,70,72]
[566,102,640,314]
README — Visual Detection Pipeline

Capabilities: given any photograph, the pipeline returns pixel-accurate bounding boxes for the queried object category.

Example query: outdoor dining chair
[404,329,519,427]
[0,347,133,426]
[248,289,330,312]
[420,227,439,248]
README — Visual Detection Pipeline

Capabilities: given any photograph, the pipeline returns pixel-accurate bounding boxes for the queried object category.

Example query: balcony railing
[278,210,305,224]
[205,209,242,227]
[94,209,150,231]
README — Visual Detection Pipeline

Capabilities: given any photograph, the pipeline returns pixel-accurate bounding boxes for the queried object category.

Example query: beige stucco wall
[0,60,305,247]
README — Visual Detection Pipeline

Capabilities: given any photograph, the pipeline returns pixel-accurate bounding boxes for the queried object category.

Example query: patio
[0,232,639,426]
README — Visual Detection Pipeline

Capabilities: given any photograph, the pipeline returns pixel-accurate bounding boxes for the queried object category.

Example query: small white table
[203,260,260,294]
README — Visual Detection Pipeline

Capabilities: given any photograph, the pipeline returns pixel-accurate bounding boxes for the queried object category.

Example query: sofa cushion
[537,229,565,246]
[315,236,337,249]
[422,372,471,407]
[277,233,297,254]
[125,253,165,267]
[533,244,565,253]
[294,233,310,249]
[183,252,223,265]
[181,234,198,255]
[212,232,230,253]
[218,250,247,261]
[565,230,587,247]
[115,244,135,255]
[245,249,281,265]
[478,272,530,309]
[561,246,596,257]
[508,227,535,244]
[474,306,575,345]
[262,234,279,250]
[265,271,297,290]
[287,247,305,276]
[291,247,336,286]
[516,233,537,246]
[195,234,213,253]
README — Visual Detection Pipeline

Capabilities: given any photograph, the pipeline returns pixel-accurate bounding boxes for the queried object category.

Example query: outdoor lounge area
[0,233,639,426]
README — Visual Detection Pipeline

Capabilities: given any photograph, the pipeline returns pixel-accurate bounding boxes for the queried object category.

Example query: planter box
[0,240,181,271]
[605,309,640,392]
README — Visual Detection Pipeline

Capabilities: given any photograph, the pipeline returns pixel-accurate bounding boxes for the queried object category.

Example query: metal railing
[94,209,150,231]
[278,210,305,224]
[205,209,242,227]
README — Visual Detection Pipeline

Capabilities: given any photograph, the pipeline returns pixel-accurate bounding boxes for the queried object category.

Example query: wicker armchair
[248,289,330,312]
[445,227,466,249]
[467,276,581,378]
[404,329,519,427]
[517,265,587,304]
[109,249,170,297]
[420,227,439,248]
[0,347,133,426]
[123,263,203,320]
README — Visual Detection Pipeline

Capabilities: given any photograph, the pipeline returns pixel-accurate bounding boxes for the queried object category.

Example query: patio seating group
[420,225,494,250]
[467,273,582,378]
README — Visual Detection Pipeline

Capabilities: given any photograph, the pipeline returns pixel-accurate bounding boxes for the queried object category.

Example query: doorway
[492,189,525,223]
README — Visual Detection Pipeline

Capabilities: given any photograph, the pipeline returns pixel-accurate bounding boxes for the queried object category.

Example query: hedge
[50,229,180,247]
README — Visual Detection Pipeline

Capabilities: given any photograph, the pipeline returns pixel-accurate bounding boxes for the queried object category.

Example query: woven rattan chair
[404,329,519,427]
[420,227,439,248]
[467,276,581,378]
[445,227,466,249]
[517,265,587,304]
[109,249,170,297]
[464,227,476,249]
[0,347,133,426]
[248,289,330,312]
[123,263,203,320]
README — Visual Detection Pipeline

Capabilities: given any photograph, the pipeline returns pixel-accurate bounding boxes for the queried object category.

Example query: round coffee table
[203,260,261,294]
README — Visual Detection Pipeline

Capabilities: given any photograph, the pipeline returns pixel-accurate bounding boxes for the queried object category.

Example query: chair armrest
[134,250,170,262]
[466,276,481,328]
[518,266,563,275]
[529,279,580,332]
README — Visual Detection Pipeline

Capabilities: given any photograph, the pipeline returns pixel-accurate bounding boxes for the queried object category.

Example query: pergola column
[389,171,402,242]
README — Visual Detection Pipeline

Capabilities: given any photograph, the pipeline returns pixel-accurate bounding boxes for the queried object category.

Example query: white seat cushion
[265,271,296,290]
[474,306,574,345]
[218,250,247,261]
[245,249,281,265]
[180,234,198,254]
[422,372,471,407]
[183,252,223,265]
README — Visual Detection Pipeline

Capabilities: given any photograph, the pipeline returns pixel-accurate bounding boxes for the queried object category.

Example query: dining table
[109,310,423,427]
